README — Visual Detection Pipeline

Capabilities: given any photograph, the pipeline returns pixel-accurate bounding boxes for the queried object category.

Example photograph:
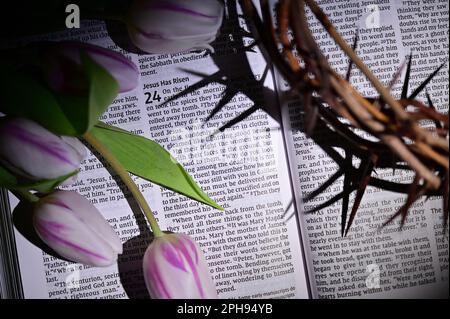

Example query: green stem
[12,189,40,203]
[84,132,164,238]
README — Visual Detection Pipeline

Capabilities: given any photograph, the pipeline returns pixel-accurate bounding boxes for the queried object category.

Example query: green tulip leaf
[0,50,118,136]
[0,165,17,186]
[0,164,77,193]
[90,123,223,210]
[0,63,78,135]
[55,52,119,135]
[14,171,78,193]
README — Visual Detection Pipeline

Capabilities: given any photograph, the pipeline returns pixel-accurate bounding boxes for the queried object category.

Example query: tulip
[40,41,139,93]
[126,0,224,54]
[0,117,86,180]
[33,190,122,267]
[143,233,217,299]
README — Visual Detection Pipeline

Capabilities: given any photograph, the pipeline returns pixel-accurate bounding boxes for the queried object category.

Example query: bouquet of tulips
[0,0,225,299]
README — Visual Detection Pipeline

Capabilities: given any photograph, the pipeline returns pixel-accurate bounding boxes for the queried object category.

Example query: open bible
[0,0,448,299]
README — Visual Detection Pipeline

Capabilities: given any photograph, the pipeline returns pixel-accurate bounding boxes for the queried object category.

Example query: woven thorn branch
[241,0,449,235]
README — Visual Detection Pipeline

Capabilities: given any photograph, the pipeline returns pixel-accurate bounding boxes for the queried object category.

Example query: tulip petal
[39,220,69,234]
[161,242,187,272]
[34,219,111,262]
[145,2,220,19]
[127,0,224,54]
[176,236,205,298]
[146,251,172,298]
[61,136,87,161]
[82,43,139,93]
[2,121,77,166]
[33,190,122,266]
[0,118,83,180]
[43,41,139,93]
[143,233,217,299]
[46,191,123,255]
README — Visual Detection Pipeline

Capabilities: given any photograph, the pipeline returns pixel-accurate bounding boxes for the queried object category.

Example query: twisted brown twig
[242,0,449,234]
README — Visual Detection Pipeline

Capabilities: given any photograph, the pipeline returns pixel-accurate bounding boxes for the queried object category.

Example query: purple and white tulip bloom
[143,233,218,299]
[33,190,122,267]
[0,118,86,180]
[41,41,139,93]
[127,0,224,54]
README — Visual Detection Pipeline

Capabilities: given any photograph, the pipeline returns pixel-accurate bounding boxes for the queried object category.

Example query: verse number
[144,91,162,104]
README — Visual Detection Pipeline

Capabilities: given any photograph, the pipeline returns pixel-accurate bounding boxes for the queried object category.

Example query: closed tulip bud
[127,0,224,54]
[143,233,217,299]
[33,190,122,267]
[0,118,86,180]
[41,41,139,93]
